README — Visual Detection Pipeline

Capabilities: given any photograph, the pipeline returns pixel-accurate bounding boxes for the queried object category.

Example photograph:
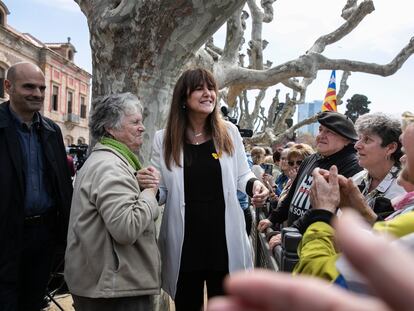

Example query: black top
[179,139,229,272]
[270,143,363,227]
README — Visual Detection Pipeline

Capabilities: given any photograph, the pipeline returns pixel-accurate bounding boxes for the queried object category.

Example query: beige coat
[65,143,161,298]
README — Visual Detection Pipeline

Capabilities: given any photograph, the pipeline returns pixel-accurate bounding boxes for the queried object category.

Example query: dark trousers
[0,221,57,311]
[72,295,152,311]
[174,270,227,311]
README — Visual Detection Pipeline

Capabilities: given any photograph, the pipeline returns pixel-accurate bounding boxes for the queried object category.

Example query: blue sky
[4,0,414,118]
[4,0,91,71]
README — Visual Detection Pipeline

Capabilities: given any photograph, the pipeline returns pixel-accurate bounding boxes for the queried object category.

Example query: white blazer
[151,122,255,298]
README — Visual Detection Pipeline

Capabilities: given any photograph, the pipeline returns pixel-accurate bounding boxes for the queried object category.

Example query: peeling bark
[77,0,414,157]
[75,0,245,162]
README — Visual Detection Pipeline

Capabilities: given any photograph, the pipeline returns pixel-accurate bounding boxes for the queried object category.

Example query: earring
[182,104,186,110]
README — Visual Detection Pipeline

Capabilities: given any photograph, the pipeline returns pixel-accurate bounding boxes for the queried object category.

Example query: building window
[51,85,59,111]
[0,67,5,98]
[0,12,4,26]
[68,50,73,61]
[80,96,87,119]
[67,90,73,114]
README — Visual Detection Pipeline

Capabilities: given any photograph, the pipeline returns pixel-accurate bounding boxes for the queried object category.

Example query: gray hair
[355,112,402,164]
[89,92,142,140]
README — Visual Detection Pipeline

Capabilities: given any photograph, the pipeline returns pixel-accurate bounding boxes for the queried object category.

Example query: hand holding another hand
[136,166,160,194]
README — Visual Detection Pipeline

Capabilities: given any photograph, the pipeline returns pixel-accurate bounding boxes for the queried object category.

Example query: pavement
[44,294,74,311]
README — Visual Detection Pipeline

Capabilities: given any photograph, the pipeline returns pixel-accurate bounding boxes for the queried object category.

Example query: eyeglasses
[288,160,303,167]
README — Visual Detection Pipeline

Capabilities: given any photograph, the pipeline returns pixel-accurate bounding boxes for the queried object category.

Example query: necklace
[193,132,204,145]
[191,130,204,145]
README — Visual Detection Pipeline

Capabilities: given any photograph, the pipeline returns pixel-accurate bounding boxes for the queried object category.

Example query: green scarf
[100,137,142,170]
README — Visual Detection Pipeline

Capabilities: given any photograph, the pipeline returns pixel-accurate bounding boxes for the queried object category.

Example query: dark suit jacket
[0,101,73,288]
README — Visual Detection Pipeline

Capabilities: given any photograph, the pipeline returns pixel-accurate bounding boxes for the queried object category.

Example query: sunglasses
[288,160,303,167]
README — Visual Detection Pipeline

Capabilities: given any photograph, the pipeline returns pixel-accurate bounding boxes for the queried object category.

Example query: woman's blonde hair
[263,155,274,164]
[251,146,266,165]
[163,68,234,169]
[287,143,315,161]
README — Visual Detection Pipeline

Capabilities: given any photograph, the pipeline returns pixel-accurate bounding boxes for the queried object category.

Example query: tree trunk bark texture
[75,0,245,162]
[76,0,414,153]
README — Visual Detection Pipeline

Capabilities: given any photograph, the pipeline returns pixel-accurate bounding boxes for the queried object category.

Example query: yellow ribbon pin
[212,152,221,159]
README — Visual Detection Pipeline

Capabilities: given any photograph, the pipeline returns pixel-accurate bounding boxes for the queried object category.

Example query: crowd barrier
[252,204,302,272]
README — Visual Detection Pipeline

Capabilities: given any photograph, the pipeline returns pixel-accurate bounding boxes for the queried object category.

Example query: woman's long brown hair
[163,68,234,170]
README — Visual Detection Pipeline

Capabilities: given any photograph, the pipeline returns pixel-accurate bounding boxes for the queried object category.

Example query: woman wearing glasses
[258,144,314,238]
[285,144,315,181]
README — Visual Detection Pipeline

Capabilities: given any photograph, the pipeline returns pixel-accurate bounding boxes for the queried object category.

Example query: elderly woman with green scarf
[65,93,161,311]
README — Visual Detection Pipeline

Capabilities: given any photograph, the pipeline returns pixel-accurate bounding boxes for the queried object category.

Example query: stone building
[0,1,91,146]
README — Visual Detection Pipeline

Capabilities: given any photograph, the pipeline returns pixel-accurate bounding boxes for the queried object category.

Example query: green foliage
[345,94,371,122]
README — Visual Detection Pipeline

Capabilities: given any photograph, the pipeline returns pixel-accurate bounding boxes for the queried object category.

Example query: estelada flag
[321,70,337,112]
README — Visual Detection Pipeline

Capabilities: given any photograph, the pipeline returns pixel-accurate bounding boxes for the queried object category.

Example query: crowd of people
[1,61,413,311]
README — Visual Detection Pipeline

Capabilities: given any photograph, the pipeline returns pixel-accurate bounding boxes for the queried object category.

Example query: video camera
[220,106,253,137]
[68,144,88,171]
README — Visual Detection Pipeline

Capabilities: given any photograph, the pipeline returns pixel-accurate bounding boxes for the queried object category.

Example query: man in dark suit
[0,62,73,310]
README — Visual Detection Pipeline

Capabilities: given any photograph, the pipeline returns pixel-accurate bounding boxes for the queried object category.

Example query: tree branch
[278,114,319,142]
[281,78,304,93]
[261,0,277,23]
[219,37,414,89]
[341,0,358,20]
[308,0,375,54]
[266,88,279,127]
[222,8,246,62]
[337,71,351,106]
[206,37,223,56]
[249,112,319,146]
[288,0,374,104]
[151,0,247,73]
[247,0,264,69]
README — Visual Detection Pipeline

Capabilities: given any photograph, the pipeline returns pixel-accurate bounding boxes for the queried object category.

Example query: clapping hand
[207,211,414,311]
[337,176,377,224]
[315,167,377,224]
[309,165,340,213]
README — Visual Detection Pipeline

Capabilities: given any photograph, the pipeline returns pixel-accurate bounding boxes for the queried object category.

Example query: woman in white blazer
[151,68,269,311]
